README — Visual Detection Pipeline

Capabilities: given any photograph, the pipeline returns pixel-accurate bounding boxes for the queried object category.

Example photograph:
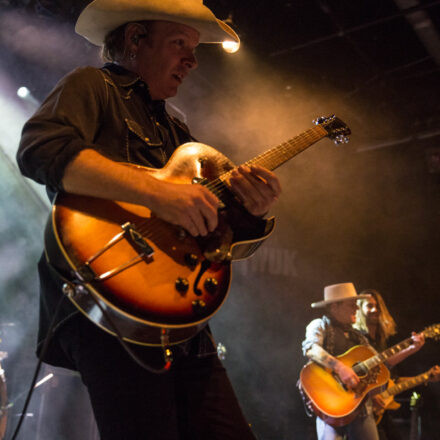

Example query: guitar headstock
[423,323,440,340]
[314,115,351,144]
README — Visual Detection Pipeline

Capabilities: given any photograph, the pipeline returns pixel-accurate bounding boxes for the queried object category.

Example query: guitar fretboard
[381,372,430,399]
[245,127,327,171]
[361,337,415,371]
[206,125,328,198]
[354,324,439,376]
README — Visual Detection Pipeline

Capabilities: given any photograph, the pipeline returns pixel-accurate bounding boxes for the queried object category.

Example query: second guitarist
[301,283,424,440]
[355,289,426,440]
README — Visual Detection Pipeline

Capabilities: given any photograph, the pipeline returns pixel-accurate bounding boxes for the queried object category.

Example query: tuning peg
[313,115,335,125]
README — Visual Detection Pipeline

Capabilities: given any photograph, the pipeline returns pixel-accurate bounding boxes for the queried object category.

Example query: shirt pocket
[124,118,167,167]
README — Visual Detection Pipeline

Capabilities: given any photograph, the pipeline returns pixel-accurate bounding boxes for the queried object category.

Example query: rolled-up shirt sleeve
[302,318,326,356]
[16,67,107,192]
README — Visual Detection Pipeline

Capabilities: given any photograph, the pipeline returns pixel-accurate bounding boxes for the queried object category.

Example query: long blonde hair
[355,289,397,348]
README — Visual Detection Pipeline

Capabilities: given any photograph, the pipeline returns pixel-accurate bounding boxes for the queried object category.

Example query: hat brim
[75,0,240,46]
[311,294,372,308]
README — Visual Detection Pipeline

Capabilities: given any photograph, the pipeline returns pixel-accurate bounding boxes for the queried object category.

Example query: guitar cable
[64,278,174,375]
[44,255,173,375]
[9,293,66,440]
[44,248,173,374]
[8,259,172,439]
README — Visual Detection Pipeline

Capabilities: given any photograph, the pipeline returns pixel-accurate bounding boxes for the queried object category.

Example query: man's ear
[125,23,148,47]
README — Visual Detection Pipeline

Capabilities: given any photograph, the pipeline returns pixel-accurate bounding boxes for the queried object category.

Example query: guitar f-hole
[193,259,211,296]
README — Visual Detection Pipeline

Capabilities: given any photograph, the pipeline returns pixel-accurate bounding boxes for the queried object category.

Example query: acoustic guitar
[374,366,440,424]
[45,116,350,346]
[298,324,440,427]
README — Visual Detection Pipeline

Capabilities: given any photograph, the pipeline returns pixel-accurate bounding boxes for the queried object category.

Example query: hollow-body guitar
[45,116,350,346]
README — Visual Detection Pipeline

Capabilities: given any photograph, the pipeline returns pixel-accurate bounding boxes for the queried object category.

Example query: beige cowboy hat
[311,282,371,308]
[75,0,240,46]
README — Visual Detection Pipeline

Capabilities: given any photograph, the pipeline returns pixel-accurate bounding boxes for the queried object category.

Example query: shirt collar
[103,62,143,87]
[102,63,166,112]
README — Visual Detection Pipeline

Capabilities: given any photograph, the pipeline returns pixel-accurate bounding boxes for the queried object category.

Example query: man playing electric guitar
[373,365,440,425]
[16,1,281,438]
[301,283,425,440]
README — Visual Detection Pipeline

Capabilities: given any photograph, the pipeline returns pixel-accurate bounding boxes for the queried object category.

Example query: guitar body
[44,117,353,347]
[299,345,390,427]
[45,142,275,346]
[374,378,401,424]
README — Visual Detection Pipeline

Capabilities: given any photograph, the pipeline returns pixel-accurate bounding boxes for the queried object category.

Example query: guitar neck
[361,336,416,371]
[356,324,439,376]
[244,125,328,171]
[207,124,329,198]
[217,125,328,181]
[381,371,431,399]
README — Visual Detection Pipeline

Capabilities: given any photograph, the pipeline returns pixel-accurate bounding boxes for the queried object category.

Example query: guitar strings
[205,128,325,197]
[87,128,327,271]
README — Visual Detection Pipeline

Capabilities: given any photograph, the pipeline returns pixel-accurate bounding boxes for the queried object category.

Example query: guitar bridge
[122,222,154,257]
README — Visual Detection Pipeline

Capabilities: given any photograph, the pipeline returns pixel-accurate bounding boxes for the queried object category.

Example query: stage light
[222,40,240,54]
[17,87,30,99]
[15,86,40,108]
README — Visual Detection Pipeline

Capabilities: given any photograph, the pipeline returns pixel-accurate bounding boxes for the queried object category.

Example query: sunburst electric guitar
[299,324,440,427]
[45,116,350,346]
[374,365,440,424]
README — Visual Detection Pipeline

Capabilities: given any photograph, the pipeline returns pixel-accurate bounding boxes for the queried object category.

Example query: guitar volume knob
[204,278,218,294]
[175,277,189,294]
[184,253,199,269]
[192,299,206,315]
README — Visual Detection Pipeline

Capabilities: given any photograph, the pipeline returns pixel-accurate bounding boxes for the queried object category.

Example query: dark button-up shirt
[16,64,199,367]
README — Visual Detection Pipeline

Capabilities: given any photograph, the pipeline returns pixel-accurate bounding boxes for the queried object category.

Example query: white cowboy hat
[75,0,240,46]
[311,282,371,308]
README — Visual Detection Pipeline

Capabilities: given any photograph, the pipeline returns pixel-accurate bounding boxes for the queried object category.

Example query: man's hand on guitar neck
[386,331,425,368]
[228,165,281,217]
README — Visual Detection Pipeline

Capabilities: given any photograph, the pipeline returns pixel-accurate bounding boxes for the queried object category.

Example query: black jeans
[56,314,256,440]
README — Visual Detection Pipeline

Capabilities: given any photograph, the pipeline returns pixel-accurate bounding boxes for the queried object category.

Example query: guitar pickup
[122,223,154,257]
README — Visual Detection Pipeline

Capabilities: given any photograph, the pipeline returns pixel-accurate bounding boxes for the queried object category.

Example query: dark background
[0,1,439,439]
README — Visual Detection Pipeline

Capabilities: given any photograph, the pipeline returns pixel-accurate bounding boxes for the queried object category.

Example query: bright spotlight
[17,87,30,99]
[16,86,40,109]
[222,40,240,54]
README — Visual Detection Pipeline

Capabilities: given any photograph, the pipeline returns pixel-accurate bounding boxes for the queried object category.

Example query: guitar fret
[246,127,326,171]
[364,354,384,370]
[385,372,430,397]
[208,125,328,196]
[381,338,412,361]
